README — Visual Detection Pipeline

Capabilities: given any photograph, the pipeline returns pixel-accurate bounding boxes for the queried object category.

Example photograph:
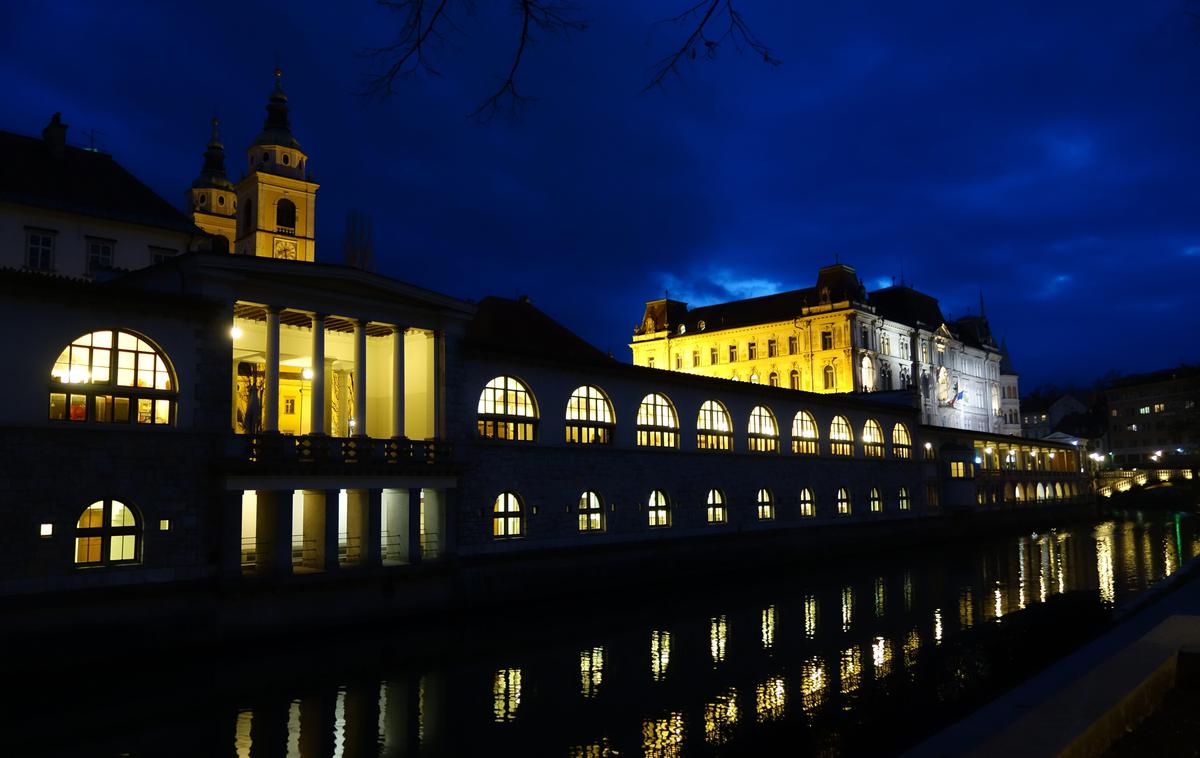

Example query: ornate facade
[631,263,1022,435]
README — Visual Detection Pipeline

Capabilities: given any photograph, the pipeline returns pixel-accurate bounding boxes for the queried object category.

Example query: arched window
[880,363,893,390]
[830,415,854,456]
[861,356,875,391]
[1004,482,1014,502]
[697,400,733,451]
[1015,483,1025,502]
[706,489,727,524]
[792,410,818,454]
[892,423,912,459]
[276,199,296,232]
[768,372,779,388]
[492,492,524,538]
[636,393,679,447]
[836,488,851,515]
[578,491,604,532]
[565,385,614,444]
[869,487,882,513]
[50,329,176,425]
[898,487,911,511]
[1054,482,1063,500]
[647,490,671,527]
[789,369,800,390]
[747,406,779,453]
[799,488,815,517]
[477,376,537,441]
[823,365,836,390]
[1036,483,1046,502]
[862,419,884,457]
[757,488,774,520]
[74,499,140,566]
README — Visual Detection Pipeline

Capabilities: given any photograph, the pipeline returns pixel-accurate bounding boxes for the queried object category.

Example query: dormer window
[678,324,686,335]
[282,153,290,165]
[697,320,706,331]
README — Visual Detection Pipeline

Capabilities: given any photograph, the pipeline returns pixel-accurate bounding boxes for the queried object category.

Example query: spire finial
[210,117,220,141]
[979,289,986,318]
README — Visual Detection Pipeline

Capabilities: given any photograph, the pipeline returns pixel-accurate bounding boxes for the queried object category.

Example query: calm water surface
[13,511,1199,757]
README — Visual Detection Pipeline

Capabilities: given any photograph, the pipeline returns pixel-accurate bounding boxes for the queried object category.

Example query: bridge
[1097,467,1197,501]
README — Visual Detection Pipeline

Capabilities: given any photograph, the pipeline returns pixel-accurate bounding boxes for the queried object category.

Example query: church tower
[234,69,319,261]
[186,118,237,252]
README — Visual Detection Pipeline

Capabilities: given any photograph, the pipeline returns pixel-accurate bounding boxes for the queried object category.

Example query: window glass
[757,488,774,520]
[747,406,778,452]
[478,376,537,441]
[492,492,524,538]
[565,386,614,444]
[697,400,732,451]
[636,394,678,447]
[49,330,176,426]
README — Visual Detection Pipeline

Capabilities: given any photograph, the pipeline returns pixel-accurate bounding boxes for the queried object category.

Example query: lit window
[647,490,671,527]
[74,499,140,566]
[39,523,53,537]
[159,519,171,531]
[823,365,836,390]
[869,488,882,513]
[492,492,524,538]
[949,461,967,478]
[477,376,537,441]
[830,415,854,456]
[706,490,727,524]
[757,488,774,520]
[898,487,911,511]
[790,411,818,454]
[26,228,56,271]
[862,419,884,457]
[892,423,912,458]
[860,356,875,391]
[636,393,679,447]
[565,385,614,444]
[836,488,851,515]
[50,330,176,425]
[578,491,604,532]
[799,488,815,517]
[697,400,733,451]
[789,369,800,390]
[747,406,779,452]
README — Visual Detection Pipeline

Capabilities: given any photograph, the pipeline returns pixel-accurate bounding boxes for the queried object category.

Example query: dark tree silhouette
[365,0,779,119]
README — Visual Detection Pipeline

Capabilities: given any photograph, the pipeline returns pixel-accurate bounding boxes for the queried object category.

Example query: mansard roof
[0,128,200,235]
[867,285,946,330]
[468,296,617,367]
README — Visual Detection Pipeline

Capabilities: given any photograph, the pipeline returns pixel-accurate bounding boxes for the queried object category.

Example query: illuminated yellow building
[631,262,1021,434]
[186,118,237,250]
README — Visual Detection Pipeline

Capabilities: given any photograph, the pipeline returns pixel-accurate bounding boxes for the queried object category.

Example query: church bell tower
[186,118,237,252]
[234,68,319,261]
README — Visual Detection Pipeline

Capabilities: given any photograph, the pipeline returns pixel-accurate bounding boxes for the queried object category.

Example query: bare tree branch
[364,0,461,97]
[645,0,780,92]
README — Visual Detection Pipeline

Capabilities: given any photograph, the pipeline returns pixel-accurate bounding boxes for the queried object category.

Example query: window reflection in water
[934,608,944,645]
[493,668,522,723]
[288,699,300,758]
[761,606,776,651]
[1096,523,1116,605]
[872,636,892,680]
[801,656,826,712]
[581,646,605,698]
[1164,534,1177,576]
[1018,537,1029,609]
[703,689,738,744]
[234,709,252,758]
[642,712,685,757]
[804,595,818,640]
[903,629,921,670]
[841,586,853,632]
[959,587,974,629]
[651,630,671,682]
[755,676,786,722]
[874,577,886,618]
[993,585,1006,621]
[334,687,346,754]
[903,570,913,612]
[710,616,727,665]
[568,738,616,757]
[840,646,862,696]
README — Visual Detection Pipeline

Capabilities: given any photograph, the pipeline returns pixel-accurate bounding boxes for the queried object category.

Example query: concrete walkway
[909,557,1200,757]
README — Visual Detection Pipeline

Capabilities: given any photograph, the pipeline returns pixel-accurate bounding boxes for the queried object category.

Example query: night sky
[3,1,1199,389]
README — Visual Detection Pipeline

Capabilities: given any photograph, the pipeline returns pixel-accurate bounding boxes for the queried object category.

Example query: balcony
[276,225,295,237]
[225,433,454,474]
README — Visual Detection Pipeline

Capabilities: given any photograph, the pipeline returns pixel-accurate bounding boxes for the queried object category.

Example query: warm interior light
[230,326,243,340]
[39,523,53,537]
[984,447,993,454]
[159,519,171,531]
[923,442,932,450]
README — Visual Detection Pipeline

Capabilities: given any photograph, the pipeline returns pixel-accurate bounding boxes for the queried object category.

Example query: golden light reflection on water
[934,608,943,645]
[903,570,913,612]
[903,629,921,669]
[872,636,892,680]
[493,668,522,723]
[1096,522,1115,605]
[642,712,685,757]
[761,606,776,650]
[234,710,252,758]
[703,689,738,744]
[568,738,617,757]
[959,587,974,629]
[651,630,671,682]
[710,616,727,665]
[756,676,787,722]
[801,656,826,712]
[1164,534,1177,576]
[1018,537,1029,609]
[842,586,854,632]
[874,577,886,618]
[581,646,604,698]
[993,586,1005,621]
[840,646,862,696]
[804,595,818,639]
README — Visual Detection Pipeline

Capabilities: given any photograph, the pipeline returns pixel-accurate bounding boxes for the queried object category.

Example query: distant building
[1021,393,1088,439]
[631,263,1021,435]
[0,113,203,278]
[1105,366,1200,466]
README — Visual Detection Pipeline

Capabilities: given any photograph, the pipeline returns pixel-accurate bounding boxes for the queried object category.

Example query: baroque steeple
[191,118,233,190]
[252,68,301,150]
[187,116,237,251]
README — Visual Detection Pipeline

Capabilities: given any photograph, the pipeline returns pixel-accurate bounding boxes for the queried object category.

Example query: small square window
[159,519,171,531]
[39,523,53,537]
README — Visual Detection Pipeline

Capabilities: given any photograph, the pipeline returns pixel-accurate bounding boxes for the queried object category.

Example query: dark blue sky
[3,1,1199,389]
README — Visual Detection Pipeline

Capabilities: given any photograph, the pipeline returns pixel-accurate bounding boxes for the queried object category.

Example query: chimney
[43,112,68,158]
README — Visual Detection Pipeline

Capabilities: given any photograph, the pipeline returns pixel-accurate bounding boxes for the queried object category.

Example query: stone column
[392,327,406,438]
[310,313,326,435]
[433,330,445,439]
[364,488,382,567]
[353,318,368,436]
[322,489,341,571]
[255,489,292,576]
[264,305,281,433]
[407,487,423,564]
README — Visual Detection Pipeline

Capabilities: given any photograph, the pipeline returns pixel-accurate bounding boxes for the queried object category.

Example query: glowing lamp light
[985,447,994,455]
[348,418,357,430]
[302,368,314,380]
[924,442,933,450]
[230,326,243,340]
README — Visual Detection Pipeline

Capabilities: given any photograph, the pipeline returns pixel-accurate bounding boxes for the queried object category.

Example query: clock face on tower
[273,237,298,260]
